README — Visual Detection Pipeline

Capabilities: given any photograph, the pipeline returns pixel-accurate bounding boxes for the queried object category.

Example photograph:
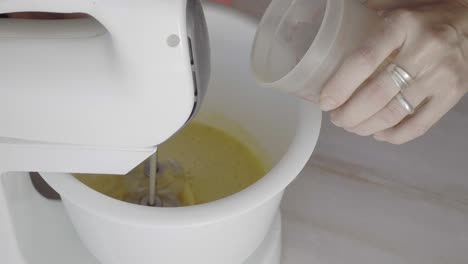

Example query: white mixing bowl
[41,4,321,264]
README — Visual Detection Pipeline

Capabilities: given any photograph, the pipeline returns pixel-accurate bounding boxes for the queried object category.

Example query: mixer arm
[0,138,155,174]
[0,0,207,148]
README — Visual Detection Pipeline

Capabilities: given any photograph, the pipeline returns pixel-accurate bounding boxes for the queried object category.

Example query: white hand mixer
[0,1,327,263]
[0,0,209,206]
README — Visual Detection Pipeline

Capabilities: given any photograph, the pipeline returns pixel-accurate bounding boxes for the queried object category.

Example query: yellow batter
[74,122,267,206]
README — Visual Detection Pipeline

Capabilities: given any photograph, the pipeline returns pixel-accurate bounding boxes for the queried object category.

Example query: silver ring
[387,63,413,91]
[395,93,415,115]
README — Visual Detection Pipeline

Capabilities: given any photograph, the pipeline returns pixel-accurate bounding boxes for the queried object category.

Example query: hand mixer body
[0,0,209,174]
[0,1,209,263]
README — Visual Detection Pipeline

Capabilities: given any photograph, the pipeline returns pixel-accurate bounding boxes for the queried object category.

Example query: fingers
[374,87,464,144]
[329,52,425,128]
[322,5,468,144]
[349,91,427,136]
[328,12,437,129]
[329,67,399,128]
[319,16,407,111]
[348,70,436,136]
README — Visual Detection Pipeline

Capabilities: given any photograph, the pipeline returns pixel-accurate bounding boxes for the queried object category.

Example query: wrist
[448,2,468,59]
[456,0,468,7]
[449,3,468,35]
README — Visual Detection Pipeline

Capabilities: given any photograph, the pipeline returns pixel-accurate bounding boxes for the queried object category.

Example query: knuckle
[436,25,459,44]
[350,45,379,69]
[386,128,426,145]
[425,33,447,51]
[450,83,466,98]
[438,63,457,80]
[388,138,405,145]
[338,107,364,128]
[455,81,468,96]
[340,115,359,128]
[387,9,420,28]
[438,62,466,94]
[370,76,397,100]
[355,128,373,137]
[353,129,364,136]
[451,79,466,97]
[424,27,457,51]
[379,102,405,127]
[411,123,430,138]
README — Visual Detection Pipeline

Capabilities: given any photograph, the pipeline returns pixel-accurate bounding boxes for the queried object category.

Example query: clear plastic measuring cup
[251,0,380,103]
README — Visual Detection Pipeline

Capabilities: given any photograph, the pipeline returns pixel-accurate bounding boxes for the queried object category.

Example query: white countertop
[279,107,468,263]
[280,96,468,264]
[282,154,468,263]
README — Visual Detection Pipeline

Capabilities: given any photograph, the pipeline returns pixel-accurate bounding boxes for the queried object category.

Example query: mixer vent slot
[29,172,61,200]
[188,37,195,66]
[189,70,198,119]
[192,70,198,97]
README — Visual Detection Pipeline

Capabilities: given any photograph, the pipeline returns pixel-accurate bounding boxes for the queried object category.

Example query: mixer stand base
[1,173,283,264]
[243,212,282,264]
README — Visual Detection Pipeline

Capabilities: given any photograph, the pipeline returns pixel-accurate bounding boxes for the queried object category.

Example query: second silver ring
[388,64,416,115]
[395,93,415,115]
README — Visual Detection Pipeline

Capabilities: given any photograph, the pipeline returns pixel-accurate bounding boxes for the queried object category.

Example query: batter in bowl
[74,121,267,207]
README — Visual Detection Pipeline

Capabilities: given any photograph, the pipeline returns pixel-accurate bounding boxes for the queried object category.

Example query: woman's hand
[320,1,468,144]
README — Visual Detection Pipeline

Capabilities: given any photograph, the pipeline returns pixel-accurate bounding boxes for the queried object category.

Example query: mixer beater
[143,153,161,206]
[142,152,184,207]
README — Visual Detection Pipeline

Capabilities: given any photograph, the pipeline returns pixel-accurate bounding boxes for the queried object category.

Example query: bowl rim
[40,3,322,227]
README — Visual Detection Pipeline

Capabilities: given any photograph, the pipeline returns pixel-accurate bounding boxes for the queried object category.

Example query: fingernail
[374,133,384,141]
[330,117,343,127]
[330,112,338,126]
[331,119,340,127]
[320,96,336,111]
